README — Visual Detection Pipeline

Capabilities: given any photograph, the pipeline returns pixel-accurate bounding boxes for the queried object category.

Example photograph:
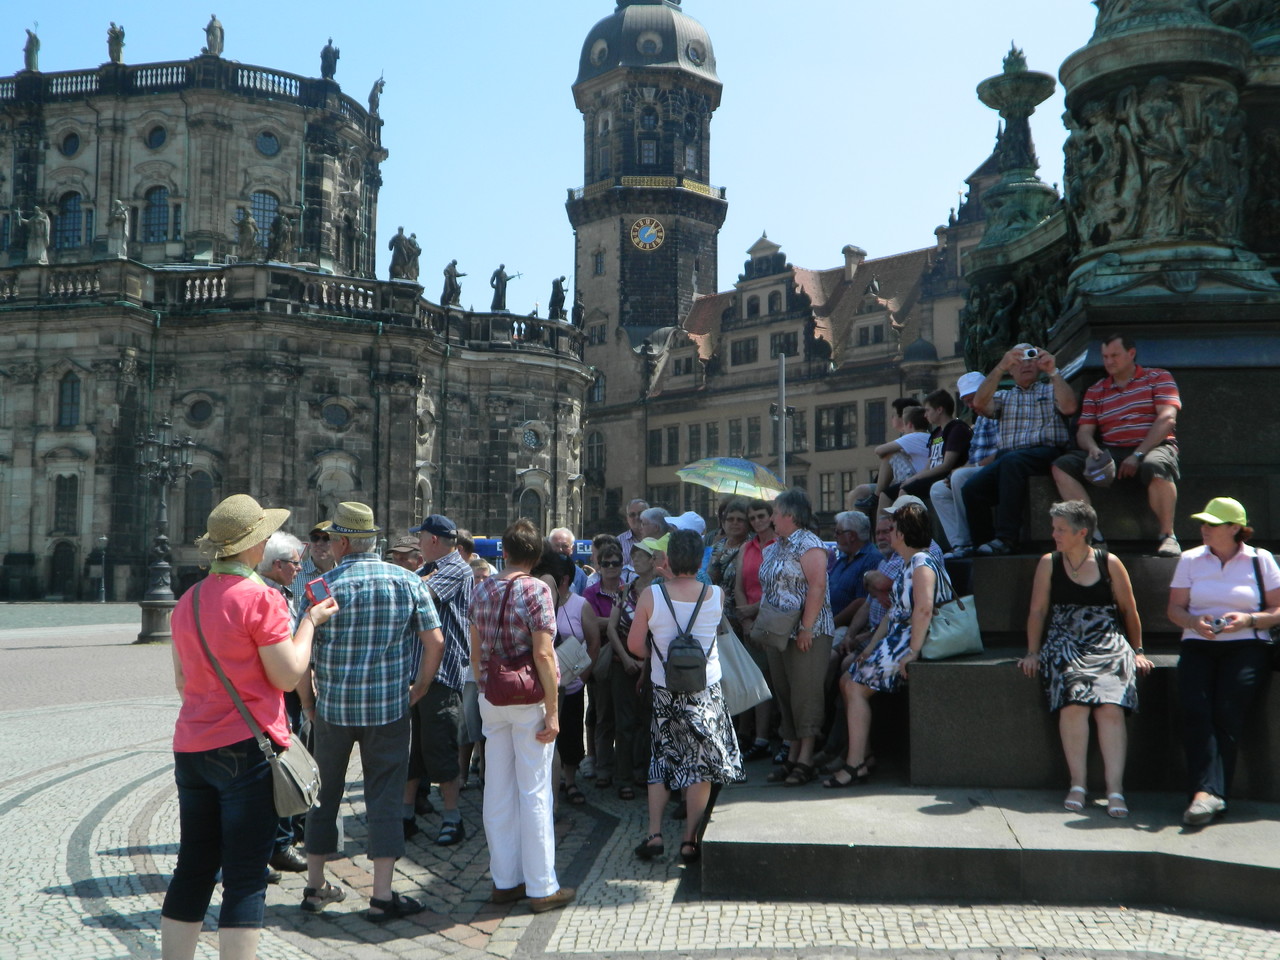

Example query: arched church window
[55,192,84,250]
[250,191,279,248]
[142,186,169,242]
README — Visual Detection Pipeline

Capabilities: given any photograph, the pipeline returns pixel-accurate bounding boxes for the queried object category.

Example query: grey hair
[548,527,575,542]
[834,510,870,540]
[258,531,304,573]
[773,488,815,530]
[640,506,670,527]
[344,535,378,553]
[1049,500,1097,539]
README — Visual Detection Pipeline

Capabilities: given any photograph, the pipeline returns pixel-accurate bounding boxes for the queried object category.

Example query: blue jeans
[162,736,277,928]
[961,445,1063,545]
[1178,640,1270,800]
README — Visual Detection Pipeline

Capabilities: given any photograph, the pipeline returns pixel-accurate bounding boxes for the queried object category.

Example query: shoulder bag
[554,595,594,687]
[192,583,321,818]
[919,557,983,661]
[749,599,799,651]
[1247,552,1280,669]
[484,575,547,706]
[716,615,771,716]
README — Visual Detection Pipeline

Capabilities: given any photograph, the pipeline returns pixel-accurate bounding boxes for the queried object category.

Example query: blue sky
[17,1,1097,306]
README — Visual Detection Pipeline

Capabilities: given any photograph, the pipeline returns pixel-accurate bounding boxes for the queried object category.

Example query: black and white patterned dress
[1039,551,1138,713]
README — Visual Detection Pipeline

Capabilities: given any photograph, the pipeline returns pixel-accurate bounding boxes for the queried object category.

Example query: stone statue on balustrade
[107,200,129,258]
[321,38,340,80]
[202,14,223,57]
[403,233,421,281]
[14,206,50,264]
[368,76,385,115]
[268,213,293,262]
[388,226,414,280]
[548,276,567,320]
[571,289,585,327]
[490,265,513,311]
[23,29,39,72]
[107,23,125,64]
[234,209,259,260]
[441,260,465,306]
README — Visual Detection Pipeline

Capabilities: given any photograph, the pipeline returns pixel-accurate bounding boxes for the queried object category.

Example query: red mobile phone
[305,577,332,604]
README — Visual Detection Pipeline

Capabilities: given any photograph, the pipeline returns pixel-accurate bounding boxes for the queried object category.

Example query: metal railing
[569,175,726,201]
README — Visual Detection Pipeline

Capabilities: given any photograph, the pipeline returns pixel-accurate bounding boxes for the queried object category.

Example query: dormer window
[640,108,658,131]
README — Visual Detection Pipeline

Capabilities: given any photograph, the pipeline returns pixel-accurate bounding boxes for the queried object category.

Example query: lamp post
[135,417,195,643]
[97,535,108,603]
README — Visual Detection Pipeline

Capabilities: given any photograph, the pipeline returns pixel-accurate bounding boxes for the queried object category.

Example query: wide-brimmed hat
[1190,497,1247,526]
[329,501,380,537]
[196,494,290,559]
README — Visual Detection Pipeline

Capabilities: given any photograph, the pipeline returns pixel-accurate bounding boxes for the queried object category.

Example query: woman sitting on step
[1019,500,1150,818]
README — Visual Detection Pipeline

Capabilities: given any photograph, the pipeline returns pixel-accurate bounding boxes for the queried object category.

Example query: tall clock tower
[568,0,727,341]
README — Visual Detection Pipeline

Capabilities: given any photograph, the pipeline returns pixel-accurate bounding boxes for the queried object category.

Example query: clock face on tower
[630,217,665,251]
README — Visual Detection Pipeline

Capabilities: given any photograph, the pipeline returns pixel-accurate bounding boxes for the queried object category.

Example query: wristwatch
[1132,451,1145,461]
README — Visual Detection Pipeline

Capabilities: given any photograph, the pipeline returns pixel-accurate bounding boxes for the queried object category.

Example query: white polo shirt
[1170,543,1280,641]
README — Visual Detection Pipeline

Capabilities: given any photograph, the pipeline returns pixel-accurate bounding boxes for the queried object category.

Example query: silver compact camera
[1022,347,1039,360]
[1211,617,1228,634]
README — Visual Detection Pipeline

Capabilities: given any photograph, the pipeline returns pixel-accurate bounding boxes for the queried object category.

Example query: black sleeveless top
[1049,550,1114,606]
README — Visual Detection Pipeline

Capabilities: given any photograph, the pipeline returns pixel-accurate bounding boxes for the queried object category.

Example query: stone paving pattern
[1,608,1278,958]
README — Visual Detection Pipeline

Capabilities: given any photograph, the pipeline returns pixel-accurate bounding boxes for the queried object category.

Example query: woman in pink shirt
[162,495,337,960]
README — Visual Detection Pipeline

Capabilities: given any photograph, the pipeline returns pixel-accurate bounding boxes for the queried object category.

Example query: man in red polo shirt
[1052,333,1182,557]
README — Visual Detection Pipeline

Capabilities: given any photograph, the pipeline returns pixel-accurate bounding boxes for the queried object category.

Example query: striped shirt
[303,552,441,727]
[990,380,1070,451]
[1079,366,1180,448]
[419,549,472,691]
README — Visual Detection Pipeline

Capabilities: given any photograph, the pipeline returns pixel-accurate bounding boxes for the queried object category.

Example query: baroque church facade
[0,21,591,600]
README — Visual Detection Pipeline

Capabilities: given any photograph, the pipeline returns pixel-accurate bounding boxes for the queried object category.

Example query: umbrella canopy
[676,457,786,500]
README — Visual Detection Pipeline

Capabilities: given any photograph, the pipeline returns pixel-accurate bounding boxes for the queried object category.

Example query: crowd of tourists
[156,332,1278,958]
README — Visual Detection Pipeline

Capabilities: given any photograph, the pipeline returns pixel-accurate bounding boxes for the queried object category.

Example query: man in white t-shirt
[849,403,930,515]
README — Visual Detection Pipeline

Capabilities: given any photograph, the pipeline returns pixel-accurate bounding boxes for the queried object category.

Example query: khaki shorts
[1054,441,1180,486]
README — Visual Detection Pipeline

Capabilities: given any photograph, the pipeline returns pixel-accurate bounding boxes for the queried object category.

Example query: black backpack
[656,583,713,693]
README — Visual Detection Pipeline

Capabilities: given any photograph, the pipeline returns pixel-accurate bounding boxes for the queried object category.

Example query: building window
[673,355,693,376]
[1,213,9,251]
[816,403,858,451]
[688,423,702,462]
[146,125,167,149]
[586,431,605,472]
[588,373,605,404]
[58,372,81,427]
[770,331,798,359]
[873,324,885,343]
[768,291,783,314]
[599,146,611,177]
[684,145,697,172]
[640,139,657,165]
[640,108,659,131]
[171,203,182,240]
[256,131,280,157]
[588,323,607,345]
[706,422,719,457]
[666,425,680,465]
[61,132,81,157]
[142,186,169,243]
[866,399,887,446]
[858,326,871,347]
[747,416,761,457]
[594,251,606,275]
[841,471,856,503]
[55,193,84,250]
[183,470,215,543]
[53,475,78,533]
[793,474,808,491]
[820,473,838,513]
[646,484,678,511]
[250,191,279,248]
[648,429,662,466]
[730,338,758,366]
[746,296,760,319]
[728,419,742,457]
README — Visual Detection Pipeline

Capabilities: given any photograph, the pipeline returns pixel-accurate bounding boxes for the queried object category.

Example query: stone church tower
[567,0,727,528]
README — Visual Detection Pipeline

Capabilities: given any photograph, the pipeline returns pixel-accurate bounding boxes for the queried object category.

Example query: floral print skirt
[648,682,746,791]
[1039,602,1138,713]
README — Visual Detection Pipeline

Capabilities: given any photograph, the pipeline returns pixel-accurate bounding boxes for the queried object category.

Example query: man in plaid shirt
[402,513,473,846]
[299,502,443,921]
[931,372,1001,558]
[962,343,1078,555]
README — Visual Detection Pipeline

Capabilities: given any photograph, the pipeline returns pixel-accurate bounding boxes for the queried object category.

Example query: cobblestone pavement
[2,611,1278,959]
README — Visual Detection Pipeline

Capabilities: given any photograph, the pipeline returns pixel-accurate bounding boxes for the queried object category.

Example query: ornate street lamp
[135,417,196,643]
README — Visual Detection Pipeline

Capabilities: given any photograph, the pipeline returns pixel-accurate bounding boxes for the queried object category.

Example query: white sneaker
[579,756,596,779]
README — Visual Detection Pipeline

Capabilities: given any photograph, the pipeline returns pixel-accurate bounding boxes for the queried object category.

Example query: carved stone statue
[320,38,340,80]
[267,213,293,262]
[14,206,50,264]
[368,77,385,115]
[548,276,566,320]
[202,14,223,57]
[234,209,258,260]
[404,233,421,281]
[107,200,129,258]
[388,226,412,280]
[23,29,39,72]
[107,23,125,64]
[490,264,510,311]
[571,288,585,327]
[441,260,465,306]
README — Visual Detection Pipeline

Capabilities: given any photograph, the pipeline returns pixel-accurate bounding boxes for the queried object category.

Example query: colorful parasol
[675,457,786,500]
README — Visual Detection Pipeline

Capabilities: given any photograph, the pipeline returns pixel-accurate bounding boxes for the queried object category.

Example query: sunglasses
[599,560,623,568]
[310,534,330,542]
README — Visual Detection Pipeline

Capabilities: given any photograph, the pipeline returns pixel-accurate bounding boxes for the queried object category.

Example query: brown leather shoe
[528,886,576,913]
[489,883,526,904]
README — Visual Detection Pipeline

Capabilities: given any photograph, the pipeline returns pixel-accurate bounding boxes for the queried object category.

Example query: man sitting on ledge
[1050,333,1182,558]
[963,343,1077,555]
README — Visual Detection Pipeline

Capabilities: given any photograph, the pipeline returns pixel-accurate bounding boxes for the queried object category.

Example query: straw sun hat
[195,494,291,560]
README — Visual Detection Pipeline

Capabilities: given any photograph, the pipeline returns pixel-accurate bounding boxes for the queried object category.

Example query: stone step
[702,780,1280,924]
[907,650,1280,801]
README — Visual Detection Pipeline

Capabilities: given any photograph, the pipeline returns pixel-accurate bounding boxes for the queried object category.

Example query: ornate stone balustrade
[568,175,726,201]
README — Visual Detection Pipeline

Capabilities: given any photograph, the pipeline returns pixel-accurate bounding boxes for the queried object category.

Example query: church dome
[902,337,939,363]
[576,0,718,87]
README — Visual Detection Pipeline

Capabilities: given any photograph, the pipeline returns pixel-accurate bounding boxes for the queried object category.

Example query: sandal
[634,832,664,860]
[1064,786,1087,813]
[435,819,466,846]
[300,881,346,913]
[766,761,795,784]
[366,891,425,922]
[566,785,586,805]
[823,762,870,788]
[617,784,636,800]
[783,762,816,787]
[679,840,701,863]
[1107,793,1129,819]
[595,776,612,789]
